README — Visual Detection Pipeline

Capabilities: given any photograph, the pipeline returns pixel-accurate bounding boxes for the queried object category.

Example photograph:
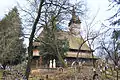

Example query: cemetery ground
[1,64,120,80]
[29,66,120,80]
[29,66,93,80]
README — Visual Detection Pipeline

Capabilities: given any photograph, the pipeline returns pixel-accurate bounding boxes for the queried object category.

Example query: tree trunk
[116,70,119,80]
[92,52,95,68]
[57,52,67,68]
[24,46,33,79]
[24,0,44,79]
[55,43,67,68]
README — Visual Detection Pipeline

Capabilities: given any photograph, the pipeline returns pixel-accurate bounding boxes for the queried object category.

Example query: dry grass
[29,66,94,80]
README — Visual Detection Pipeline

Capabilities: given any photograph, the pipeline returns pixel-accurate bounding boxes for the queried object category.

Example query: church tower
[68,6,81,36]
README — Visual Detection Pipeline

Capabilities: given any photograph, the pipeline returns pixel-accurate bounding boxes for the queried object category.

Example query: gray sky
[0,0,111,29]
[87,0,110,20]
[0,0,111,47]
[0,0,26,19]
[0,0,110,19]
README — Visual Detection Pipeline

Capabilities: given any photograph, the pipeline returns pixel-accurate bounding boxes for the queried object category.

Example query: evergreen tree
[0,7,26,69]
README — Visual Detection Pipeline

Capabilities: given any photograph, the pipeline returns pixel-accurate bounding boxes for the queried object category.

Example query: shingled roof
[58,30,90,51]
[68,35,90,50]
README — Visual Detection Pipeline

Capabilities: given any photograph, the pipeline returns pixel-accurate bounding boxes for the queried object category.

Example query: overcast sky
[0,0,112,29]
[0,0,26,19]
[0,0,111,47]
[0,0,110,19]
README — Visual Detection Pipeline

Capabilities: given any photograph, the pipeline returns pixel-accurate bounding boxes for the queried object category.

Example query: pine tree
[0,7,26,69]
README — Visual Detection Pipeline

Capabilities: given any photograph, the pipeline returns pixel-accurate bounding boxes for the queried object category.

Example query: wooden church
[32,7,97,68]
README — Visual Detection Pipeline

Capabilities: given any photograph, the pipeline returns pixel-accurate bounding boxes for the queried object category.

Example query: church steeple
[68,6,81,27]
[68,6,81,36]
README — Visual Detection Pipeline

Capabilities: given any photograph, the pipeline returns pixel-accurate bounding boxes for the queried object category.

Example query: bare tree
[108,0,120,25]
[18,0,87,79]
[97,26,120,80]
[74,8,111,79]
[24,0,44,79]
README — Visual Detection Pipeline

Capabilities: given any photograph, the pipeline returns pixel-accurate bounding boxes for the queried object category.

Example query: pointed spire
[72,6,76,20]
[68,6,81,26]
